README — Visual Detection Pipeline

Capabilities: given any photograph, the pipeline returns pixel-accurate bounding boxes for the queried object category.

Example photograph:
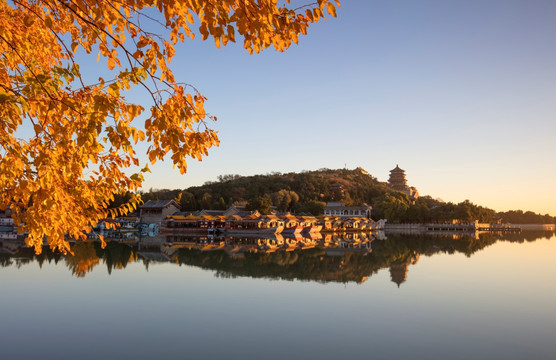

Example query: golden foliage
[0,0,339,254]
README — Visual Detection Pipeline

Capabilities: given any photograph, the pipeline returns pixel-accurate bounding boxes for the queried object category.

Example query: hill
[132,168,555,224]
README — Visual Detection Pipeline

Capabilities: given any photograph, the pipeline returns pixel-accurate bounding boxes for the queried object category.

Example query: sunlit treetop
[0,0,339,253]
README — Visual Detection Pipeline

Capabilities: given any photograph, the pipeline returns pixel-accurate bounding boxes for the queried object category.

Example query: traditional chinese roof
[198,215,215,220]
[243,214,260,221]
[226,215,243,221]
[281,214,299,221]
[166,214,198,222]
[324,203,372,210]
[140,199,180,210]
[261,214,280,221]
[198,210,226,217]
[390,164,404,173]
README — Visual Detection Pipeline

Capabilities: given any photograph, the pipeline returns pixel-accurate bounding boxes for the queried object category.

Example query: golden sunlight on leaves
[0,0,339,254]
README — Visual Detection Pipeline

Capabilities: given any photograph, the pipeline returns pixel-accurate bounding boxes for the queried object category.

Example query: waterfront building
[223,204,260,218]
[0,216,14,226]
[197,209,226,217]
[323,202,372,218]
[0,206,15,225]
[140,200,180,224]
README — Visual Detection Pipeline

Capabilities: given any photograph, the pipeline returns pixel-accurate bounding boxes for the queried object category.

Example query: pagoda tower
[388,165,408,192]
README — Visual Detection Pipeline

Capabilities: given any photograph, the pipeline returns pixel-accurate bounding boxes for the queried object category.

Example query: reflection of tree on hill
[95,242,137,275]
[0,253,13,267]
[65,242,99,277]
[0,245,59,269]
[174,244,422,285]
[495,230,553,243]
[0,231,554,282]
[60,241,137,277]
[174,232,552,285]
[35,249,64,268]
[176,247,377,284]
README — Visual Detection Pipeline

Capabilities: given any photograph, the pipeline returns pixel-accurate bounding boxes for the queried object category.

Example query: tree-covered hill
[139,168,389,214]
[131,168,555,224]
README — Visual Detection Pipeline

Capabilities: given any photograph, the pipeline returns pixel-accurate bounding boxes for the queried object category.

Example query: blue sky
[121,1,556,215]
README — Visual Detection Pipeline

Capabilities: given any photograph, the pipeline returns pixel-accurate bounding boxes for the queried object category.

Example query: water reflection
[1,230,554,285]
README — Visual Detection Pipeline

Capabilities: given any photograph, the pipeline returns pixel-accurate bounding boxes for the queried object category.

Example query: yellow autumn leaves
[0,0,339,254]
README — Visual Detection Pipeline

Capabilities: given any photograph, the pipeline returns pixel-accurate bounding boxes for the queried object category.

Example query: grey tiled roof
[199,210,226,216]
[140,200,179,209]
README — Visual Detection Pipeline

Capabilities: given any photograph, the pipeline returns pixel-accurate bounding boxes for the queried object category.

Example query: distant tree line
[497,210,555,224]
[371,194,497,223]
[109,168,555,224]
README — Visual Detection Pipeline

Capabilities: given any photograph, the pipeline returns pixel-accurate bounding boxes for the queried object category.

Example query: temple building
[388,165,419,201]
[140,200,180,224]
[323,202,372,218]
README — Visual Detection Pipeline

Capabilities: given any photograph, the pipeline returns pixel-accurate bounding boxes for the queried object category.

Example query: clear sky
[130,0,556,215]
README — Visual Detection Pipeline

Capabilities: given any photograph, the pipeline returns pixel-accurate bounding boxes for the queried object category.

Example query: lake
[1,231,555,359]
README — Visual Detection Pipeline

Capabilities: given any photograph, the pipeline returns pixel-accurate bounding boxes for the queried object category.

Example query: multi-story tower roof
[388,164,408,191]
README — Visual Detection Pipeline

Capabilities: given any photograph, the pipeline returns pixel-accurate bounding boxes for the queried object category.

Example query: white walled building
[323,202,372,218]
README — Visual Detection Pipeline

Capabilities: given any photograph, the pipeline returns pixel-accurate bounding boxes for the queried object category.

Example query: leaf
[136,37,148,48]
[327,3,337,17]
[23,16,34,27]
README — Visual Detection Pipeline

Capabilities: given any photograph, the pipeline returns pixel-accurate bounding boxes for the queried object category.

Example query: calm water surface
[1,231,555,359]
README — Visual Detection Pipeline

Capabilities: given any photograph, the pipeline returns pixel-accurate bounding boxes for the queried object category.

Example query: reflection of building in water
[388,165,419,201]
[136,234,172,270]
[0,239,24,255]
[389,252,420,287]
[389,263,408,287]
